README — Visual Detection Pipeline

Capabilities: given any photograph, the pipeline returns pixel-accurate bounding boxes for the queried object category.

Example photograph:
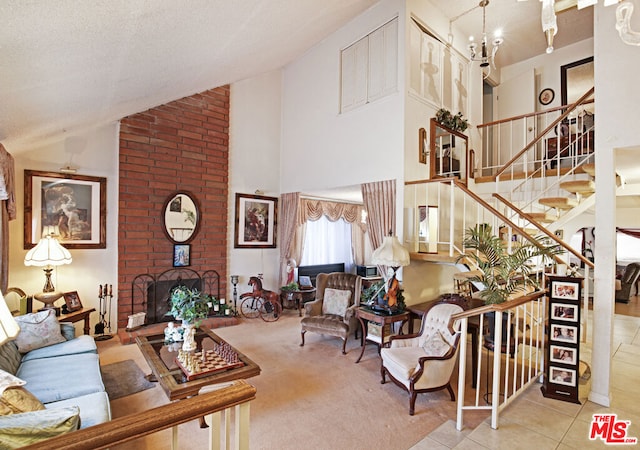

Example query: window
[300,216,355,272]
[340,17,398,113]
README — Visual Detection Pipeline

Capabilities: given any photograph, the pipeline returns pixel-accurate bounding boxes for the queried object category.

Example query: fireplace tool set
[94,284,113,341]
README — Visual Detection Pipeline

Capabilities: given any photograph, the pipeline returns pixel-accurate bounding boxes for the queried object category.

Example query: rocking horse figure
[239,276,282,322]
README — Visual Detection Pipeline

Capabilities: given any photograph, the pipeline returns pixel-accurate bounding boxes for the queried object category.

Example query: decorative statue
[286,258,297,285]
[164,322,176,343]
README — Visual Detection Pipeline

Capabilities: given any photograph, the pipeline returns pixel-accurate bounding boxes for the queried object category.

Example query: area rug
[101,359,155,400]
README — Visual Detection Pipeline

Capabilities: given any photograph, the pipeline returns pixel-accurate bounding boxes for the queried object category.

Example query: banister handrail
[477,98,595,129]
[493,87,595,179]
[24,380,257,450]
[493,193,595,269]
[451,290,547,321]
[453,180,560,255]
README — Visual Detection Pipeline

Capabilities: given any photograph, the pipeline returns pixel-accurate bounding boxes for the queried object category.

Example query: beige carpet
[97,313,488,450]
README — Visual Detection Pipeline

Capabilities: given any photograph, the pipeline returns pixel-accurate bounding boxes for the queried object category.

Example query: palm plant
[459,224,562,304]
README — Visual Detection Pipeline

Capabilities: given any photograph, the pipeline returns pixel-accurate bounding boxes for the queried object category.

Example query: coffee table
[136,326,261,401]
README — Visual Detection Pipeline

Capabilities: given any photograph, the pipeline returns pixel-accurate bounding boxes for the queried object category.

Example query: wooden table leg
[355,317,367,363]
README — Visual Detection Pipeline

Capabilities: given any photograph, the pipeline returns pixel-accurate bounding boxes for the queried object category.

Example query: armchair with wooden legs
[380,301,464,415]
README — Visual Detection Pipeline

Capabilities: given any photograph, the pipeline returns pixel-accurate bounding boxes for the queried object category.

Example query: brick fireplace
[117,86,230,331]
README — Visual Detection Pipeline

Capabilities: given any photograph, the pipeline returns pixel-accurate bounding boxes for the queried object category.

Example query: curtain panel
[278,192,302,285]
[361,179,396,276]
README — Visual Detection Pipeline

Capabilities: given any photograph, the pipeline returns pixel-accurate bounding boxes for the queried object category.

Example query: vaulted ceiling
[1,0,593,151]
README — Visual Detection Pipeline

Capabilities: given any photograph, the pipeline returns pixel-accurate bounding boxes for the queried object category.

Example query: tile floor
[411,311,640,449]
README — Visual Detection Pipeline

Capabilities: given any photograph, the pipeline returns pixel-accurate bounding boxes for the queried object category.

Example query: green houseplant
[169,286,211,327]
[458,224,562,305]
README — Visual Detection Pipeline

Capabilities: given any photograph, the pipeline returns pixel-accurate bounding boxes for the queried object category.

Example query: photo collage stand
[541,275,582,404]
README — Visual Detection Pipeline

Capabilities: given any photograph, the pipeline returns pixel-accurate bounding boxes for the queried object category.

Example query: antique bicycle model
[239,276,282,322]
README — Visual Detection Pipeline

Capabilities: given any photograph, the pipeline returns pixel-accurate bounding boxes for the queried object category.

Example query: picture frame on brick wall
[173,244,191,267]
[234,193,278,249]
[24,170,107,249]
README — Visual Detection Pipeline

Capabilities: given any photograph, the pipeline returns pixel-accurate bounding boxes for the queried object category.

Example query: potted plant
[458,224,561,348]
[169,286,212,351]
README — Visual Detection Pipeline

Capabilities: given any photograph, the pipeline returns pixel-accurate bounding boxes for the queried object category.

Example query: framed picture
[234,193,278,248]
[24,170,107,249]
[549,366,576,386]
[63,291,83,312]
[550,345,577,365]
[173,244,190,267]
[551,280,579,300]
[538,88,555,105]
[551,303,578,322]
[550,324,578,344]
[299,276,312,288]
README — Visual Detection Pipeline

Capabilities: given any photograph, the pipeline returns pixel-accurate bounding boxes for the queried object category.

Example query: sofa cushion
[0,406,80,449]
[21,335,97,362]
[17,353,104,404]
[322,288,351,316]
[14,310,66,353]
[46,391,111,429]
[0,341,21,375]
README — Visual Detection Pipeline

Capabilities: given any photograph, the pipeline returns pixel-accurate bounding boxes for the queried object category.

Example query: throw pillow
[421,331,453,357]
[0,406,80,448]
[0,370,45,416]
[14,310,66,353]
[322,288,352,316]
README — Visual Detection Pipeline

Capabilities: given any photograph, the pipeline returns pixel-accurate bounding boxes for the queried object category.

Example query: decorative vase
[181,322,197,352]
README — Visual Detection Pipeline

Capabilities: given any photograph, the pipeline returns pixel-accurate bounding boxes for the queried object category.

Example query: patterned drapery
[361,179,396,276]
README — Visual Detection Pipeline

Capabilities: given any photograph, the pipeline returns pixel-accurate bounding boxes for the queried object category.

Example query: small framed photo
[550,366,576,386]
[539,88,555,106]
[551,303,578,322]
[550,345,577,365]
[551,324,578,344]
[299,276,312,288]
[551,280,579,300]
[173,244,190,267]
[63,291,83,312]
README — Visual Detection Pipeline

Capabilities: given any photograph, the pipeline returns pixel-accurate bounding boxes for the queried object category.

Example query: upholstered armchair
[380,302,464,415]
[300,272,362,354]
[615,262,640,303]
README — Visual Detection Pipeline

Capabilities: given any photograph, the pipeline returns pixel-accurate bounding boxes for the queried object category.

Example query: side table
[355,307,409,363]
[280,288,316,316]
[58,307,96,336]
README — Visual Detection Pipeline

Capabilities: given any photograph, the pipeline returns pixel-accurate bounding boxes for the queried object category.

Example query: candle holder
[230,275,239,311]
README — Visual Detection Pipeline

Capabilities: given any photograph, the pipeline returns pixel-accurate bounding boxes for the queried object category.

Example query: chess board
[175,345,245,381]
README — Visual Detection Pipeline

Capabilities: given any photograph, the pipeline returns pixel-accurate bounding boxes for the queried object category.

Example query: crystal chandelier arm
[616,1,640,46]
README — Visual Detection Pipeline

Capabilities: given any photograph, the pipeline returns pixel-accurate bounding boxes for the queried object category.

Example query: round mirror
[162,191,200,243]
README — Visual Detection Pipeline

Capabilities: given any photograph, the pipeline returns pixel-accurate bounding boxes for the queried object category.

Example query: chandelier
[467,0,503,76]
[542,0,640,52]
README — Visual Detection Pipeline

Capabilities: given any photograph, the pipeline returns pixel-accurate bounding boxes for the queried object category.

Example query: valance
[300,199,363,224]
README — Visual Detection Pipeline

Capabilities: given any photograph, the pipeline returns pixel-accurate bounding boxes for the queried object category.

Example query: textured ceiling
[0,0,594,151]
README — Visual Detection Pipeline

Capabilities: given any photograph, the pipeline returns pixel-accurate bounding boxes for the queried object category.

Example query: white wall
[281,0,405,195]
[228,71,283,298]
[8,123,119,333]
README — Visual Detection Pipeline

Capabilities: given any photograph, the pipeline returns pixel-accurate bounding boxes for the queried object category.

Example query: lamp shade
[371,235,410,268]
[24,235,72,267]
[0,291,20,345]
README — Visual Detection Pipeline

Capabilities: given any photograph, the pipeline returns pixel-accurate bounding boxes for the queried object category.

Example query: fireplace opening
[146,278,202,324]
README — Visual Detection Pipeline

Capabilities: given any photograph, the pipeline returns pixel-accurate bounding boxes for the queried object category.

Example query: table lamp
[371,232,410,310]
[24,234,72,310]
[0,291,20,345]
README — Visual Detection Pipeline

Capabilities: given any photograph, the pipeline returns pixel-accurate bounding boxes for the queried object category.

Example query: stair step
[560,180,595,195]
[539,197,579,210]
[527,212,555,223]
[583,163,595,177]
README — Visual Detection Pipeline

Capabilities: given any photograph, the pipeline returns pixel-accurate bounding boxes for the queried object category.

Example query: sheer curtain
[300,216,355,273]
